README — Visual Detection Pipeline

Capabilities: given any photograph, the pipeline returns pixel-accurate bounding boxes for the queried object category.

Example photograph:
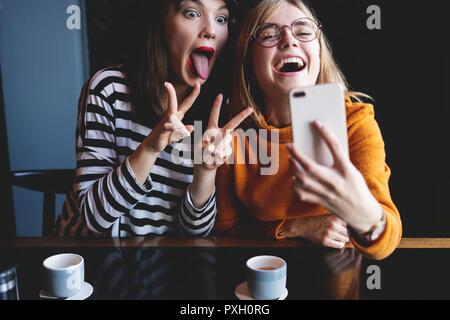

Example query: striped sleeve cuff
[122,157,153,196]
[178,186,217,236]
[185,186,216,213]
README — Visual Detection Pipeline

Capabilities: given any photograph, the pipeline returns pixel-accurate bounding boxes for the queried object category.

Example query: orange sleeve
[346,102,402,260]
[214,163,284,238]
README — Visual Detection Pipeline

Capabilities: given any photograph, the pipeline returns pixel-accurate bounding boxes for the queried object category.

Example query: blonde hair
[229,0,369,128]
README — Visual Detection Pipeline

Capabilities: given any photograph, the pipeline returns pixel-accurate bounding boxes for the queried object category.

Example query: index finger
[179,82,201,115]
[164,82,178,114]
[223,107,253,130]
[207,94,223,128]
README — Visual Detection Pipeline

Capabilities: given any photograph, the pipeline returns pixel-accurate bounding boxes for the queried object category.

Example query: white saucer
[235,282,288,300]
[39,282,93,300]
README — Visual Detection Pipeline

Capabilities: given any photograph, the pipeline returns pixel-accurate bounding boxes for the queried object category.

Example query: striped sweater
[55,67,216,237]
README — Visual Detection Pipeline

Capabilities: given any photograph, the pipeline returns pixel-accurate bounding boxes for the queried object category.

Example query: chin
[277,78,305,90]
[177,70,205,87]
[291,78,316,88]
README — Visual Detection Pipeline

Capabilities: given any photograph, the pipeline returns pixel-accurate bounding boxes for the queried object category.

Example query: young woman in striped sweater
[56,0,252,237]
[215,0,402,260]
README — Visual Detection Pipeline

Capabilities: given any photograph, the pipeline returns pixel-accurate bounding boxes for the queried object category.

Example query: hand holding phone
[288,84,384,236]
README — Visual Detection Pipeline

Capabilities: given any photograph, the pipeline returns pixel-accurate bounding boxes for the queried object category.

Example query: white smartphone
[289,83,348,167]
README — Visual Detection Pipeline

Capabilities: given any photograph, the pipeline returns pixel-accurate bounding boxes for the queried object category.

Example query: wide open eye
[183,8,200,19]
[216,15,229,25]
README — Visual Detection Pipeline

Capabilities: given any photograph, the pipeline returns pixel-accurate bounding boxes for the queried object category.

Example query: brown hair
[123,0,175,125]
[124,0,238,126]
[229,0,368,128]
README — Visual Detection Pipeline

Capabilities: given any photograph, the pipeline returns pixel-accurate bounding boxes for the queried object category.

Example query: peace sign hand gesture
[146,82,200,153]
[200,94,253,171]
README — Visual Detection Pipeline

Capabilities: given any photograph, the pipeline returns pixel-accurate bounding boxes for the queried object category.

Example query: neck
[263,93,291,128]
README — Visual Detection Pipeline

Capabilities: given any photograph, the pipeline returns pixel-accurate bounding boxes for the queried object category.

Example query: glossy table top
[1,237,450,300]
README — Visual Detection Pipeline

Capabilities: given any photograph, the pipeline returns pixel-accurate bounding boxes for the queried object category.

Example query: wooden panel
[2,237,450,249]
[0,65,16,239]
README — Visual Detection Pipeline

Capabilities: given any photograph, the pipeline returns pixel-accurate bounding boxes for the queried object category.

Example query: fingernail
[314,119,323,128]
[164,82,169,87]
[287,143,292,150]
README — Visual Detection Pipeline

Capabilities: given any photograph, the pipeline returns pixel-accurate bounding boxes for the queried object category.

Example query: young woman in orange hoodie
[213,0,402,260]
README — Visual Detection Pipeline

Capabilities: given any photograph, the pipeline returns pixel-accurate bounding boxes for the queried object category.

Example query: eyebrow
[264,18,311,27]
[180,0,228,11]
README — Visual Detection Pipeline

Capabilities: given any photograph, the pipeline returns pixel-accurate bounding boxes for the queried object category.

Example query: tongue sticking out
[190,52,209,80]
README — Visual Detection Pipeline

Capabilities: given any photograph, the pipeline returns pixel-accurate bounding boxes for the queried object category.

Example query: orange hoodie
[214,98,402,260]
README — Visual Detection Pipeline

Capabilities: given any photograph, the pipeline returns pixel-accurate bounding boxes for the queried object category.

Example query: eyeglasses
[251,18,322,48]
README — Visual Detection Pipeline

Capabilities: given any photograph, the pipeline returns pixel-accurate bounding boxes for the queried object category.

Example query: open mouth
[189,46,215,80]
[274,57,306,73]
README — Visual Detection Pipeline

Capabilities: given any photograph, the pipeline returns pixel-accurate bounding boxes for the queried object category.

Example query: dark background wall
[0,67,15,239]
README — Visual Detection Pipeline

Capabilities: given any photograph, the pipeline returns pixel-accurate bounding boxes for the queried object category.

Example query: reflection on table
[2,237,450,299]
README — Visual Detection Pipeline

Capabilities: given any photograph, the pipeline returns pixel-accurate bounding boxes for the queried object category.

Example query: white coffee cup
[246,255,287,300]
[43,253,84,298]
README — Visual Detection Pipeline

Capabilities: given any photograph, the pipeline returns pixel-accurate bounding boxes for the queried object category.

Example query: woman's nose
[278,27,299,50]
[199,17,216,40]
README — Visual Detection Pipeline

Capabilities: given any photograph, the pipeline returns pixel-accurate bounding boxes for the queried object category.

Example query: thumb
[185,125,194,134]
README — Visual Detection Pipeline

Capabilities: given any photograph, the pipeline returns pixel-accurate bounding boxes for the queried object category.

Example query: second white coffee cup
[246,255,287,300]
[43,253,84,298]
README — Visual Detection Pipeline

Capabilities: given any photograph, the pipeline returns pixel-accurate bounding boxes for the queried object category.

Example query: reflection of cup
[43,254,84,298]
[246,256,287,300]
[0,265,19,300]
